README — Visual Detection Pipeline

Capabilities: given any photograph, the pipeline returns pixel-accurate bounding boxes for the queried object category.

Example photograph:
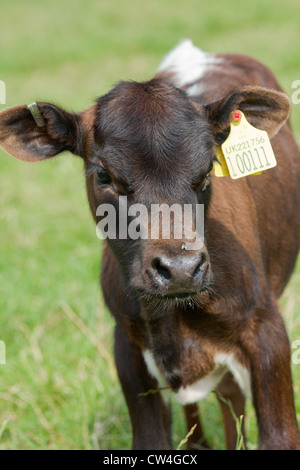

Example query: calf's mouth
[138,284,213,313]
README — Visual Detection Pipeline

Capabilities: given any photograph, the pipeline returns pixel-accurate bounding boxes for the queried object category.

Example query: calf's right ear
[0,102,83,161]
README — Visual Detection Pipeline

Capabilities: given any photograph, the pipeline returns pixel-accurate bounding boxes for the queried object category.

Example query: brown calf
[1,40,300,449]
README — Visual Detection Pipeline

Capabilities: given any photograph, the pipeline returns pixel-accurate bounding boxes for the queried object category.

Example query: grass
[0,0,300,450]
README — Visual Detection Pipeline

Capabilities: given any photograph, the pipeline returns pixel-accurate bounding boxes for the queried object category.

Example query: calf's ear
[0,102,83,161]
[206,86,290,142]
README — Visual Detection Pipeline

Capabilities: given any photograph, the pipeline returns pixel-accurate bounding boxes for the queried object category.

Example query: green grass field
[0,0,300,450]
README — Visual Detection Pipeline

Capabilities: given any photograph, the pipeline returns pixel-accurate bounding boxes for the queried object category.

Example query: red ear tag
[232,110,242,122]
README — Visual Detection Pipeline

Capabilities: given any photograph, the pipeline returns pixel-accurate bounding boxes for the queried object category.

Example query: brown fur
[1,46,300,450]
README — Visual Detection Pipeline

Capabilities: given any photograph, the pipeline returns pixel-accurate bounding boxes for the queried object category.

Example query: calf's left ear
[206,86,290,142]
[0,102,83,161]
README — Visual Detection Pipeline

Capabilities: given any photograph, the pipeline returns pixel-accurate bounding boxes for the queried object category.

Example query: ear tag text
[214,110,277,179]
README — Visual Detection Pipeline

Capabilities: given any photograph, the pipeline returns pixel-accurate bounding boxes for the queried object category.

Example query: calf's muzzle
[144,247,211,297]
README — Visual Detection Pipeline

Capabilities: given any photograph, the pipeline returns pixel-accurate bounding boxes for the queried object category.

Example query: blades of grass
[0,420,9,440]
[176,424,197,451]
[60,301,116,378]
[215,390,246,450]
[235,415,245,450]
[138,387,171,397]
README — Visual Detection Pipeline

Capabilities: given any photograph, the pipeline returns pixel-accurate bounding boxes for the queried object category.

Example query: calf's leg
[216,372,247,450]
[242,307,300,450]
[114,325,172,450]
[183,404,210,449]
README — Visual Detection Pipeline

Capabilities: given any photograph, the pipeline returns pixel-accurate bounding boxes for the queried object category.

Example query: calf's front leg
[216,371,247,450]
[114,325,172,450]
[242,307,300,450]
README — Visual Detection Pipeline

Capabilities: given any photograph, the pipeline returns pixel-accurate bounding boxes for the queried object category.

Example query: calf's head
[0,80,290,313]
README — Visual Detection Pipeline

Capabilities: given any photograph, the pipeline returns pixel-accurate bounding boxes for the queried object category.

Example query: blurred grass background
[0,0,300,450]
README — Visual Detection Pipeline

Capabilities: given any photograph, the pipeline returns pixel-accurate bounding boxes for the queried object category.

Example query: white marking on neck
[142,350,171,404]
[214,353,251,400]
[175,353,251,405]
[158,39,223,95]
[143,349,251,406]
[175,365,227,405]
[143,349,168,388]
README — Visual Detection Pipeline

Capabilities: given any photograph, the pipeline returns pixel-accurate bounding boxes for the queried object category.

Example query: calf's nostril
[193,252,207,280]
[151,257,172,281]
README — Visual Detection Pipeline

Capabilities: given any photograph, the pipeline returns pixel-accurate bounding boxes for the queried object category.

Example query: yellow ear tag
[213,145,230,177]
[218,110,277,179]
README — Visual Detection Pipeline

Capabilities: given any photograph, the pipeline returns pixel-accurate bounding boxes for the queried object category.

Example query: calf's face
[0,80,290,312]
[89,80,214,306]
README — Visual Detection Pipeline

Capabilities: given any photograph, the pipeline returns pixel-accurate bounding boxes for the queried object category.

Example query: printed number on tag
[220,111,277,179]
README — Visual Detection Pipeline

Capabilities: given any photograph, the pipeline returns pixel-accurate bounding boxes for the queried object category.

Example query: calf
[1,40,300,450]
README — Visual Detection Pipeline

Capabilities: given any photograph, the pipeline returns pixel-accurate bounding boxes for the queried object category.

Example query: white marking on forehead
[158,39,223,94]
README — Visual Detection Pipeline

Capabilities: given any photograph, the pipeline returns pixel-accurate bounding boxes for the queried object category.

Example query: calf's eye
[96,169,112,185]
